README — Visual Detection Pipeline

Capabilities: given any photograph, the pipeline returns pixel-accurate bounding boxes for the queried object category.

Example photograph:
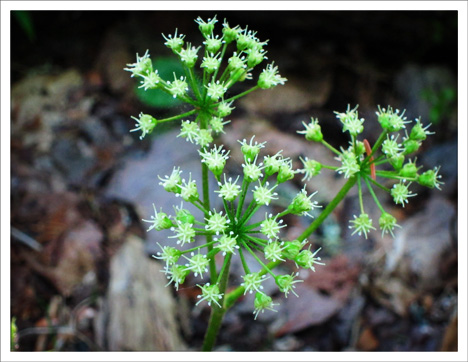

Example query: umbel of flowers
[149,138,323,318]
[297,105,443,239]
[125,15,443,351]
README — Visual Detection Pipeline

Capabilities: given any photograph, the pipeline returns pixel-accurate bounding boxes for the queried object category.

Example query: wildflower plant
[125,16,442,351]
[297,104,443,238]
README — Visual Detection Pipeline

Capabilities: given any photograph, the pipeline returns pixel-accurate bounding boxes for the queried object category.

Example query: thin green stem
[242,239,275,278]
[363,176,385,213]
[224,85,259,104]
[182,240,218,254]
[321,139,341,155]
[236,177,250,220]
[238,247,251,275]
[357,174,365,213]
[158,108,198,124]
[202,253,232,351]
[199,111,217,282]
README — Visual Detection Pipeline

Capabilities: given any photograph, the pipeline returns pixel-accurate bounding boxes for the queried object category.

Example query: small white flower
[206,80,227,101]
[199,145,230,177]
[260,213,286,241]
[178,120,199,144]
[215,175,241,202]
[264,241,286,262]
[205,210,230,235]
[275,272,303,298]
[130,112,157,140]
[184,252,210,278]
[124,49,152,77]
[166,73,189,98]
[349,213,376,239]
[141,203,173,231]
[252,181,278,206]
[253,292,278,320]
[158,167,182,193]
[241,273,268,295]
[217,232,239,256]
[196,283,223,308]
[169,221,195,246]
[391,181,416,207]
[257,62,287,89]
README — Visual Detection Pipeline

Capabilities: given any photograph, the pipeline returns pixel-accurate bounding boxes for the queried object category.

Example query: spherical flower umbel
[178,120,199,144]
[243,159,264,182]
[376,105,410,132]
[335,105,364,135]
[201,53,222,73]
[418,167,443,190]
[138,70,162,91]
[199,145,230,177]
[166,74,189,99]
[177,43,200,68]
[195,15,218,37]
[379,212,400,237]
[217,232,239,256]
[294,247,325,272]
[336,150,360,179]
[163,264,190,291]
[299,157,322,181]
[178,174,199,202]
[349,213,376,239]
[153,243,181,268]
[238,135,266,162]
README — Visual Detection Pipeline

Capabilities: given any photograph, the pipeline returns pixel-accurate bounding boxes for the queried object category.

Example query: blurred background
[10,11,458,352]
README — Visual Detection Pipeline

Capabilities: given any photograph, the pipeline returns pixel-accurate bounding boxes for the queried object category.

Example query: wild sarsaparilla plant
[125,15,442,351]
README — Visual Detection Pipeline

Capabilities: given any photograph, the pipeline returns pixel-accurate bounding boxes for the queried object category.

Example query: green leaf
[135,57,185,109]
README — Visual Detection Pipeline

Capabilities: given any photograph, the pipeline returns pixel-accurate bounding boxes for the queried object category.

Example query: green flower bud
[176,208,195,224]
[297,118,323,142]
[399,160,419,178]
[417,167,443,190]
[403,138,421,155]
[277,163,295,183]
[282,240,304,260]
[389,154,405,170]
[222,21,239,44]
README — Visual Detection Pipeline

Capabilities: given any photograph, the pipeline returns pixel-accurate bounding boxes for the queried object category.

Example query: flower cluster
[125,15,287,144]
[145,139,323,316]
[298,105,443,238]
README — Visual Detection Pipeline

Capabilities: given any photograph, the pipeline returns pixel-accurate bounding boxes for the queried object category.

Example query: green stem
[321,139,341,155]
[224,85,259,104]
[201,253,232,351]
[363,176,385,213]
[158,108,198,124]
[199,110,217,282]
